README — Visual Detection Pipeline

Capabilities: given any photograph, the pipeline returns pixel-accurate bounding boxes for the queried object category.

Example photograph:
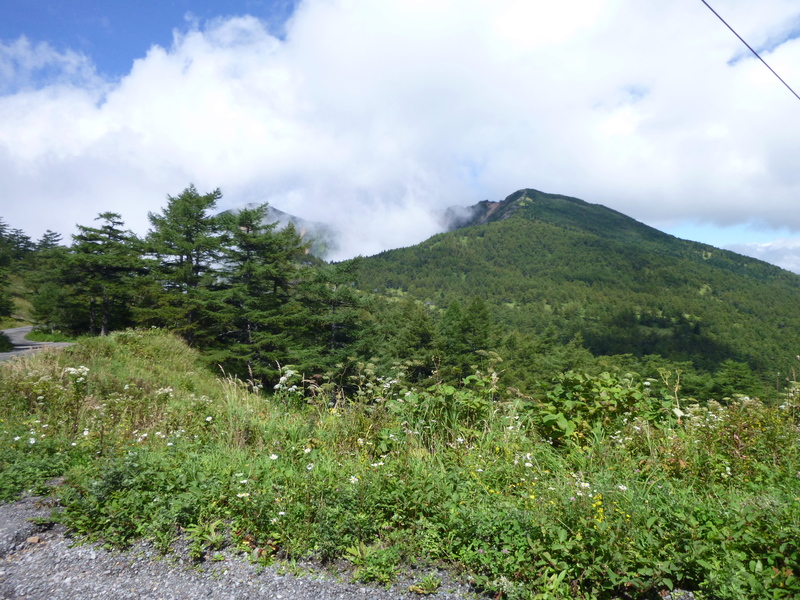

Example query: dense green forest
[3,185,800,401]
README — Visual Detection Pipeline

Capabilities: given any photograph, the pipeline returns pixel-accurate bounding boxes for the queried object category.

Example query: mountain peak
[441,188,674,247]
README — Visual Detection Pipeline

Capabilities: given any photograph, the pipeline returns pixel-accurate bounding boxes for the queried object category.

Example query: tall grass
[1,329,799,599]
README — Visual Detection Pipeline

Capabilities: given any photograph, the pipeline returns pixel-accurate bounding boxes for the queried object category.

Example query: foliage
[2,331,799,599]
[357,189,800,395]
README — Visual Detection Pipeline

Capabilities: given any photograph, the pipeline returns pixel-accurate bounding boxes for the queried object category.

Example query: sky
[1,0,800,266]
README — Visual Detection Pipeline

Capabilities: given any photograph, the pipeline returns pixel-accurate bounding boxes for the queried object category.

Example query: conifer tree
[67,212,143,335]
[294,258,367,374]
[207,204,308,380]
[0,218,13,318]
[140,185,223,346]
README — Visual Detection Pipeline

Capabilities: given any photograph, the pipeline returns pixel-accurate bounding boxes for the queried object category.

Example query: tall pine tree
[207,204,308,381]
[140,185,223,346]
[67,213,143,335]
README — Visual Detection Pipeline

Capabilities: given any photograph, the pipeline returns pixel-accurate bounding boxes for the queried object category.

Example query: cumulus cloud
[2,0,800,261]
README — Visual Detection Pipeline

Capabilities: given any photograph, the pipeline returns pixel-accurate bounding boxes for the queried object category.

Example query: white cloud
[2,0,800,261]
[727,238,800,274]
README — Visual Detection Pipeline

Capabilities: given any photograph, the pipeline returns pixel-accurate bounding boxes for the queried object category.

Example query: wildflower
[270,454,278,460]
[524,462,532,467]
[617,485,628,491]
[357,438,364,446]
[83,430,89,436]
[29,438,35,444]
[306,463,314,470]
[304,448,312,454]
[278,511,285,516]
[237,493,250,498]
[13,436,19,441]
[167,442,173,447]
[206,416,213,422]
[349,476,359,484]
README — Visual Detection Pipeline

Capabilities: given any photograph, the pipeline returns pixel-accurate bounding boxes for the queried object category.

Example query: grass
[1,329,799,599]
[24,330,78,343]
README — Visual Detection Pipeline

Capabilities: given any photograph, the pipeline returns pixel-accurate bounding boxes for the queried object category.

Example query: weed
[2,330,800,599]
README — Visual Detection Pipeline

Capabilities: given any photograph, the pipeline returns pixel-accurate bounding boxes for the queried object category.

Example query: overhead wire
[700,0,800,103]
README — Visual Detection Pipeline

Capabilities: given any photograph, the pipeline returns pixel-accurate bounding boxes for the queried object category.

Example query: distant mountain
[359,188,800,377]
[222,203,340,259]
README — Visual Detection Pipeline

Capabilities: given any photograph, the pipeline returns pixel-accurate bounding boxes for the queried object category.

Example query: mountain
[357,189,800,380]
[222,203,341,259]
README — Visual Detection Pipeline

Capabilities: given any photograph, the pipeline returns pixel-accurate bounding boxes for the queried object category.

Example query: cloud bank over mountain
[2,1,800,263]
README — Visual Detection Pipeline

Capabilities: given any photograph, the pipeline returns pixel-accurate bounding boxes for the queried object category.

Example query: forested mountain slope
[358,189,800,379]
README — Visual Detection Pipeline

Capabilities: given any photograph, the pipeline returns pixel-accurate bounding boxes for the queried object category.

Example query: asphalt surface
[0,326,72,362]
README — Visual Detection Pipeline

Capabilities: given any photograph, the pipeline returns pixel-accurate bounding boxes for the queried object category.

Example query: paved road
[0,326,72,362]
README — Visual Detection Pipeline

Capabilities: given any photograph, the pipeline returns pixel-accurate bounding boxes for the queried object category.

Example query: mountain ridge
[357,188,800,381]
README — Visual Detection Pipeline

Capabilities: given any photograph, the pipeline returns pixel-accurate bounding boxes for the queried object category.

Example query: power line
[700,0,800,103]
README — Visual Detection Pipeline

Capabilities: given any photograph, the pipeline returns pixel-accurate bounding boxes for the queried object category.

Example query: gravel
[0,493,701,600]
[0,493,477,600]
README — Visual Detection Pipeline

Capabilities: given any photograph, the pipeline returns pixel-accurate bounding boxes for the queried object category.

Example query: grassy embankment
[1,329,798,599]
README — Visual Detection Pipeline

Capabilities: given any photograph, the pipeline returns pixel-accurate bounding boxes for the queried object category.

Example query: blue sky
[0,1,298,77]
[1,0,800,266]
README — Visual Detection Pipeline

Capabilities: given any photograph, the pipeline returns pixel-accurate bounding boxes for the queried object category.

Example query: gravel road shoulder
[0,493,477,600]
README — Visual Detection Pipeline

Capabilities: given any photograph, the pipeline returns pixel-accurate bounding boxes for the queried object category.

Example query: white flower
[349,476,359,484]
[524,462,532,467]
[167,442,173,447]
[83,430,89,436]
[270,454,278,460]
[29,438,35,444]
[237,492,250,498]
[306,463,314,470]
[304,448,312,454]
[240,479,248,484]
[617,485,628,491]
[13,436,20,441]
[206,416,213,422]
[278,511,285,516]
[357,438,364,446]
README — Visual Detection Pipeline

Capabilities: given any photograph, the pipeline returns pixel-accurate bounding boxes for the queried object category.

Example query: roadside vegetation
[1,329,798,599]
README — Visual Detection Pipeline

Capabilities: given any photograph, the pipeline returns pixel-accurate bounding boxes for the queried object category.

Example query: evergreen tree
[67,213,144,335]
[36,230,63,251]
[207,204,308,380]
[438,297,495,379]
[0,218,13,319]
[385,298,437,382]
[294,258,368,374]
[140,185,223,346]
